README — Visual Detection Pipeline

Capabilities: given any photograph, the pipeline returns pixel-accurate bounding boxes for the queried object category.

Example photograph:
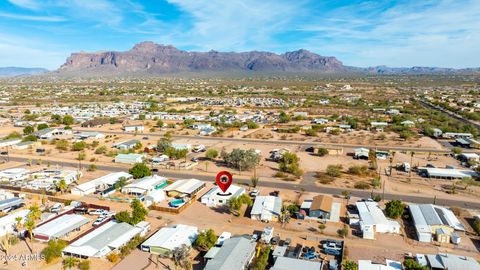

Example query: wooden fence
[149,195,196,214]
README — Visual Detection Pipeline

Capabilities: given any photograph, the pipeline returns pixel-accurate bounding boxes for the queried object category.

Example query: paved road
[8,156,480,209]
[76,128,456,153]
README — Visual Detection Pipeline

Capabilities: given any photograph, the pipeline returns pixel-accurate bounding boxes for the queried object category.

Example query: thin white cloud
[0,12,65,22]
[7,0,40,10]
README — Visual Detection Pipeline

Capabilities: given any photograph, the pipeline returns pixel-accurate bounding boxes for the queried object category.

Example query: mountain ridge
[55,41,480,76]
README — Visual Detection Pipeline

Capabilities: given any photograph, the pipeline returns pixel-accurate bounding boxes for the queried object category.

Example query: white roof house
[71,172,132,196]
[409,204,465,243]
[63,221,143,258]
[30,169,81,185]
[0,168,30,182]
[271,256,322,270]
[0,209,29,237]
[204,237,257,270]
[122,175,167,195]
[358,260,402,270]
[163,178,206,197]
[33,214,89,241]
[0,138,22,148]
[416,253,480,270]
[201,185,245,207]
[355,201,400,239]
[250,196,282,222]
[144,189,166,207]
[141,224,198,255]
[114,153,145,164]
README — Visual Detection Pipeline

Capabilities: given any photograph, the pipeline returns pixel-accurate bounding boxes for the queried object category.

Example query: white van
[50,203,62,213]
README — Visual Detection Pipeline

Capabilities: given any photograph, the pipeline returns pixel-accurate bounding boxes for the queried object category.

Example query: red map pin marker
[216,171,233,193]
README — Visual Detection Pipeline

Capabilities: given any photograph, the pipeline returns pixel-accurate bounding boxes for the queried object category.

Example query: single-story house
[417,167,478,179]
[442,132,473,139]
[34,128,72,140]
[358,259,402,270]
[370,122,389,131]
[0,209,29,237]
[163,178,206,198]
[409,204,465,243]
[81,118,111,128]
[71,172,133,196]
[170,143,192,151]
[0,197,25,212]
[144,189,166,207]
[63,221,143,258]
[141,224,198,255]
[271,256,322,270]
[11,141,40,150]
[0,168,30,182]
[457,153,479,163]
[250,196,282,222]
[201,185,245,207]
[204,237,256,270]
[0,138,22,148]
[113,139,140,150]
[30,169,81,185]
[122,175,167,195]
[74,131,105,140]
[354,148,370,159]
[308,195,333,220]
[415,253,480,270]
[400,120,415,127]
[123,125,144,133]
[352,201,400,240]
[33,214,89,241]
[114,153,145,164]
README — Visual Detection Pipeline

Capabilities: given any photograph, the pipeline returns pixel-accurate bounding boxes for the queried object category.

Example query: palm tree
[14,216,22,232]
[24,219,35,242]
[58,179,67,194]
[28,205,41,221]
[409,151,415,177]
[62,256,79,269]
[0,234,12,265]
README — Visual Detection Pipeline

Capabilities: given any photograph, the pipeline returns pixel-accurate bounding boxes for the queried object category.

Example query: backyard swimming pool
[169,198,185,208]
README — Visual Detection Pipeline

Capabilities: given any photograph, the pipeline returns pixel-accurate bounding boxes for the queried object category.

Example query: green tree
[253,246,270,270]
[114,211,131,224]
[156,119,164,127]
[37,123,49,130]
[128,163,151,179]
[114,176,128,190]
[371,177,381,189]
[337,226,349,238]
[317,147,329,156]
[51,114,62,123]
[72,141,87,151]
[278,111,290,123]
[42,239,68,263]
[404,259,428,270]
[385,200,405,219]
[4,132,21,140]
[78,259,90,270]
[205,148,219,159]
[326,165,343,177]
[343,260,359,270]
[130,199,148,225]
[279,152,303,177]
[451,147,463,155]
[318,224,326,233]
[56,139,70,151]
[23,126,34,135]
[222,148,260,171]
[250,176,259,188]
[194,229,218,251]
[21,135,37,142]
[95,146,107,154]
[157,135,172,152]
[62,115,74,125]
[171,244,191,270]
[57,179,67,194]
[62,257,79,269]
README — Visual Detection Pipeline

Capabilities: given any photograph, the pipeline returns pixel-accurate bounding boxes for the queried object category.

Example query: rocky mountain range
[0,67,48,77]
[54,41,479,76]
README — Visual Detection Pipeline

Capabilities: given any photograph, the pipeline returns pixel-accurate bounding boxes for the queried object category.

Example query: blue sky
[0,0,479,69]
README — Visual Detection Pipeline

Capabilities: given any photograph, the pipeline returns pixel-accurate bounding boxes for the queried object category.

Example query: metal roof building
[204,237,257,270]
[250,196,282,222]
[33,214,89,241]
[141,224,198,255]
[201,184,245,207]
[72,172,132,196]
[0,197,24,212]
[409,204,465,243]
[122,175,167,195]
[355,201,400,240]
[63,221,143,258]
[416,253,480,270]
[163,178,205,197]
[358,259,402,270]
[271,256,322,270]
[418,167,478,179]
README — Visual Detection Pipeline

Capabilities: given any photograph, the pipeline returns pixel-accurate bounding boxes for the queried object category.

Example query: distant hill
[0,67,48,77]
[55,41,479,76]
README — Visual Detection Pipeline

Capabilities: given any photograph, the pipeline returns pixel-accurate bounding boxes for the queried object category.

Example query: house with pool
[121,175,168,196]
[201,184,245,207]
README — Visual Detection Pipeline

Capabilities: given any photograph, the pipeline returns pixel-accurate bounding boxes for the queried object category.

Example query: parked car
[73,207,88,215]
[270,236,280,245]
[88,209,104,215]
[92,216,106,226]
[50,203,62,213]
[249,189,260,197]
[322,242,341,251]
[305,146,315,153]
[191,157,199,162]
[142,137,149,140]
[283,238,291,246]
[323,248,341,256]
